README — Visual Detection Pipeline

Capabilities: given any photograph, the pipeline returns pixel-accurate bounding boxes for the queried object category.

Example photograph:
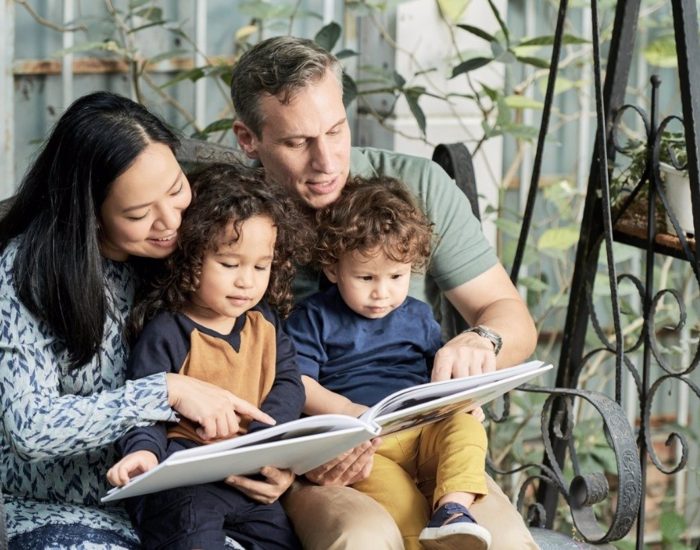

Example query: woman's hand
[225,466,295,505]
[166,374,275,440]
[304,438,381,486]
[107,450,158,487]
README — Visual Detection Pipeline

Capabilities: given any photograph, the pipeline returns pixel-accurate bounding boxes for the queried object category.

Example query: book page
[363,361,552,436]
[168,414,368,461]
[366,360,547,418]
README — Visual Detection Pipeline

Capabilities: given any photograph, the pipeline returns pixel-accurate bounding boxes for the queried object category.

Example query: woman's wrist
[164,373,181,408]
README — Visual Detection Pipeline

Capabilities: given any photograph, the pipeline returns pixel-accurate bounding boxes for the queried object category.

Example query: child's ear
[323,265,339,283]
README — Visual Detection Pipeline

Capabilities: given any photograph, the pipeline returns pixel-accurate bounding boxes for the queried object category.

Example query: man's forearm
[460,296,537,368]
[444,264,538,370]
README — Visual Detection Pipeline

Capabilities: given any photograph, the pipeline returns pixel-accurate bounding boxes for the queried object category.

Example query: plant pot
[659,162,695,237]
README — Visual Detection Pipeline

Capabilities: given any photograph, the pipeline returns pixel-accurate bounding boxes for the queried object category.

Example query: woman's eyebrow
[122,172,183,213]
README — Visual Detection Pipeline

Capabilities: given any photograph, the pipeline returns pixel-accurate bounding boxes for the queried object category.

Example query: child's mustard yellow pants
[352,412,488,550]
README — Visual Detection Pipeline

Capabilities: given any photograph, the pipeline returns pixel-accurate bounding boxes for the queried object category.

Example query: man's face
[234,70,351,210]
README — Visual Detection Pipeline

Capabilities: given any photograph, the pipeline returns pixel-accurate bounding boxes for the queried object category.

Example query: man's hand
[431,330,497,382]
[225,466,295,505]
[304,439,382,486]
[107,450,158,487]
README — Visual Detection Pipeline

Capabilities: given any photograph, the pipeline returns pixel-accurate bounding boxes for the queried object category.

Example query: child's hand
[107,450,158,487]
[344,402,370,418]
[470,406,485,422]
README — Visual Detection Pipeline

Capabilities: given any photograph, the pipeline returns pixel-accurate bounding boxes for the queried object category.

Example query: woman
[0,92,291,548]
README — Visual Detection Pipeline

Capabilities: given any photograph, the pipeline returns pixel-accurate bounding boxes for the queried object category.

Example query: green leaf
[129,0,150,9]
[495,49,517,64]
[160,67,205,89]
[500,123,539,140]
[493,218,522,238]
[134,6,163,21]
[490,41,505,58]
[456,24,496,43]
[335,48,357,60]
[404,88,427,136]
[504,95,544,110]
[342,73,358,107]
[495,95,511,126]
[393,71,407,88]
[54,40,125,57]
[451,57,492,77]
[314,22,342,52]
[588,445,618,473]
[197,118,235,136]
[481,119,495,139]
[519,276,549,293]
[486,0,509,47]
[438,0,471,23]
[519,33,589,47]
[516,56,551,69]
[537,226,581,250]
[232,25,256,42]
[643,35,678,68]
[659,510,686,542]
[479,83,498,101]
[128,20,168,34]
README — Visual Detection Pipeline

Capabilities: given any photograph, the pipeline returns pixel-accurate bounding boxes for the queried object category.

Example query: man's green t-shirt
[294,147,498,321]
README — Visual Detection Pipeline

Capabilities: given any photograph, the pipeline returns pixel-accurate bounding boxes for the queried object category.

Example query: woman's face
[99,142,192,261]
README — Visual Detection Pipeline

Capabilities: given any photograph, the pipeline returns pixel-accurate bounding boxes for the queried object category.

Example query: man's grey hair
[230,36,343,138]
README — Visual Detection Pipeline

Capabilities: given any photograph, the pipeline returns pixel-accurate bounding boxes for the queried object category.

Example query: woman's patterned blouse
[0,237,177,507]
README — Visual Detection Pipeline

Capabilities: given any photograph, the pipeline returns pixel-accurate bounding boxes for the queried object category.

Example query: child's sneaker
[419,502,491,550]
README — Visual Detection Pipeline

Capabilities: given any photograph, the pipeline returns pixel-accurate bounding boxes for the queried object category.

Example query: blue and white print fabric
[0,237,176,543]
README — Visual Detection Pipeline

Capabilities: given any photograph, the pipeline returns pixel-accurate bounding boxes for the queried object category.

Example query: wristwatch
[462,325,503,356]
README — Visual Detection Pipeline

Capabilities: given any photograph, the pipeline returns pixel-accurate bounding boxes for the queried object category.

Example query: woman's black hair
[0,91,179,369]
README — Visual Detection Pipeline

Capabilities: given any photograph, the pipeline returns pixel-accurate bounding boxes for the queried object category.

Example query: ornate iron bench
[0,138,642,549]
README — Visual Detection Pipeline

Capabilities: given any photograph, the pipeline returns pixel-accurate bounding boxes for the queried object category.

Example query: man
[230,36,539,550]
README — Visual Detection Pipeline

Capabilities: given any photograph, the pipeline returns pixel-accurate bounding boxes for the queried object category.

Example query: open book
[102,359,552,502]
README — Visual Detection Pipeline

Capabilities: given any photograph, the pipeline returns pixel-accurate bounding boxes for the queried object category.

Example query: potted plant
[612,131,695,237]
[656,132,694,237]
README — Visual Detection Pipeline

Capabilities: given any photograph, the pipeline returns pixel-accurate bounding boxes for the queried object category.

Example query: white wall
[354,0,507,246]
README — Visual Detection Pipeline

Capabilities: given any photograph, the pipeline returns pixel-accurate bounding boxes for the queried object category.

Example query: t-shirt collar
[349,147,378,179]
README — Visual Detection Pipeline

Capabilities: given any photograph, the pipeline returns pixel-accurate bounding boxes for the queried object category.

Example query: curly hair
[129,163,312,340]
[314,176,433,271]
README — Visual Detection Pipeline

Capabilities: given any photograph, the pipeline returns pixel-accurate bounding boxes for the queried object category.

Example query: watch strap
[462,325,503,355]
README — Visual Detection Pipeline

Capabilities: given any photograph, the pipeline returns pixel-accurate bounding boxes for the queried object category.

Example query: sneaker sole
[419,523,491,550]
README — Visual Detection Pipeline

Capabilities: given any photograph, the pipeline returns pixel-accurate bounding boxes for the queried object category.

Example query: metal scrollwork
[603,73,700,544]
[495,385,644,544]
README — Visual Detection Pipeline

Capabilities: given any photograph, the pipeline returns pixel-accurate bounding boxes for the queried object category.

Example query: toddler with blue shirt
[285,176,492,550]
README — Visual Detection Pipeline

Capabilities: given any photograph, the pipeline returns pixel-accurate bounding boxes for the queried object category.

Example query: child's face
[324,248,412,319]
[190,215,276,324]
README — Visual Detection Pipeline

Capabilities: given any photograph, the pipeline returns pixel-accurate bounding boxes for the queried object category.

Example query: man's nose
[310,137,336,174]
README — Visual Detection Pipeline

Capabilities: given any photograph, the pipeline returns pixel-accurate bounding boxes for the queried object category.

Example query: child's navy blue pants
[126,481,301,550]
